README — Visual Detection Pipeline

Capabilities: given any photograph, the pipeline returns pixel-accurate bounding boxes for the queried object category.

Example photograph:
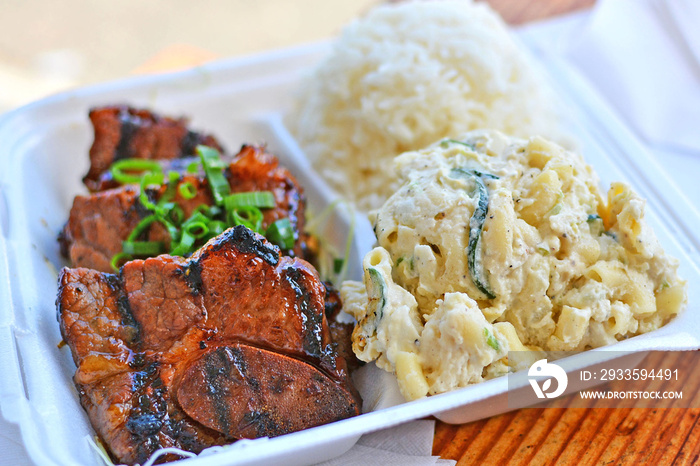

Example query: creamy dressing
[342,130,687,401]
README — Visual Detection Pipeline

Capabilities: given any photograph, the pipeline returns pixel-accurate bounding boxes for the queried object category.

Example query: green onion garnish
[167,205,185,225]
[266,218,295,250]
[110,159,163,184]
[159,217,180,245]
[333,258,345,275]
[202,205,223,218]
[122,240,165,256]
[170,230,196,257]
[139,172,165,212]
[181,212,211,239]
[179,181,197,200]
[154,172,180,215]
[197,145,230,205]
[186,160,200,173]
[155,201,177,219]
[126,214,159,241]
[207,220,226,238]
[110,252,132,271]
[228,206,264,233]
[107,146,298,262]
[223,191,275,210]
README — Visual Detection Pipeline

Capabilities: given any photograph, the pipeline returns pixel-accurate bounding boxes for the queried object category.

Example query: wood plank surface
[432,1,700,465]
[434,351,700,465]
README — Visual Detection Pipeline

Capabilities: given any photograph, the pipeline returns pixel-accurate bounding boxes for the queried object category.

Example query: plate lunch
[0,40,698,466]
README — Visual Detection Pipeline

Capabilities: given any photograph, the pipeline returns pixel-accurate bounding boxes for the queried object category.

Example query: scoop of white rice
[288,0,564,211]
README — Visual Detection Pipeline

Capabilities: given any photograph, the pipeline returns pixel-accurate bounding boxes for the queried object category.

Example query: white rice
[288,0,565,211]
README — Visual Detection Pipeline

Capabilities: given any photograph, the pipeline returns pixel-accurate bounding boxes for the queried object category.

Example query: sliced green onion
[155,201,176,218]
[182,212,211,239]
[170,230,196,256]
[164,219,180,241]
[167,205,185,225]
[207,220,226,238]
[126,214,159,242]
[139,172,165,212]
[194,204,221,219]
[333,258,345,275]
[197,145,230,205]
[122,240,165,256]
[110,159,163,184]
[184,222,209,238]
[156,172,180,211]
[186,160,200,173]
[224,191,275,210]
[110,252,132,271]
[193,204,212,218]
[179,181,197,200]
[228,206,263,233]
[182,212,209,227]
[266,218,295,250]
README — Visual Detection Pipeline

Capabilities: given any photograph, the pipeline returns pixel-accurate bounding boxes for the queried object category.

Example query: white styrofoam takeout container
[0,37,699,466]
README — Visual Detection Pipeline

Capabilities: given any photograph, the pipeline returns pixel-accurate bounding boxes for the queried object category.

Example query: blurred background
[0,0,592,114]
[0,0,377,112]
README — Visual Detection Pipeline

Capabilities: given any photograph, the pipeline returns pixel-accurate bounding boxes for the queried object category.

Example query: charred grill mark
[135,436,161,463]
[229,346,247,375]
[132,363,159,391]
[104,273,122,291]
[203,347,236,435]
[241,410,281,438]
[183,261,203,296]
[180,130,204,157]
[323,281,342,320]
[208,225,279,266]
[269,374,292,394]
[133,196,152,220]
[115,109,142,161]
[126,414,162,437]
[129,353,147,370]
[109,274,141,345]
[126,365,167,465]
[117,294,137,330]
[284,267,322,358]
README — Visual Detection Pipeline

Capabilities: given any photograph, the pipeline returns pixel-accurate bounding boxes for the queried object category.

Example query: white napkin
[565,0,700,155]
[316,420,455,466]
[0,420,31,465]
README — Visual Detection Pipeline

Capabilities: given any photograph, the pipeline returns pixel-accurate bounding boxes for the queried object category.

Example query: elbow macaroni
[341,130,687,401]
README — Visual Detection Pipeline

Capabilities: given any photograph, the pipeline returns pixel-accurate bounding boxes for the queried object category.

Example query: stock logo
[528,359,568,399]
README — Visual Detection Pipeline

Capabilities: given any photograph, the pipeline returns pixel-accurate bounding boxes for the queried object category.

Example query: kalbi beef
[57,226,361,465]
[84,106,223,192]
[323,283,361,373]
[60,145,308,271]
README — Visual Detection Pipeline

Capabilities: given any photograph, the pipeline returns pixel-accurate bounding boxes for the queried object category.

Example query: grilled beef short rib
[60,145,309,271]
[84,106,223,192]
[57,225,360,465]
